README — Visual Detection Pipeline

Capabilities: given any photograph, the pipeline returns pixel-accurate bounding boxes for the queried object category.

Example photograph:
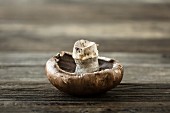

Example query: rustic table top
[0,52,170,113]
[0,0,170,113]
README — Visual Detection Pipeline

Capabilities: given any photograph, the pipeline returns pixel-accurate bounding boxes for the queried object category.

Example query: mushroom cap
[45,51,123,96]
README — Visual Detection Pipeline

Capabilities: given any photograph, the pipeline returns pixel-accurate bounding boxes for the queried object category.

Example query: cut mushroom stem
[73,39,99,74]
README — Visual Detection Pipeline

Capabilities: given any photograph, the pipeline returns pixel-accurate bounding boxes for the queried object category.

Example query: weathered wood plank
[0,101,169,113]
[0,52,170,66]
[0,82,170,102]
[1,22,170,39]
[0,52,169,83]
[1,30,170,52]
[0,1,170,23]
[0,82,170,113]
[1,37,170,53]
[0,66,170,83]
[1,0,170,5]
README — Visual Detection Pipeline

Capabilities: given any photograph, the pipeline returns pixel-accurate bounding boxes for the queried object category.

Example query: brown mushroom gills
[58,53,113,73]
[45,52,123,96]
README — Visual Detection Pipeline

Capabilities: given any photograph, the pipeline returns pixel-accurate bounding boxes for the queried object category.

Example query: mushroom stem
[73,40,99,74]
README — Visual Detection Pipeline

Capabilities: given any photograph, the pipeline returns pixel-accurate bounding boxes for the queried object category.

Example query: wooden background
[0,0,170,53]
[0,0,170,113]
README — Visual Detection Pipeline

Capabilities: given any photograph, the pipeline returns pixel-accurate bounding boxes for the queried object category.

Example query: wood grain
[0,82,169,113]
[0,101,169,113]
[0,1,170,23]
[1,66,170,83]
[0,82,170,102]
[1,36,170,52]
[0,52,170,112]
[0,52,170,66]
[0,0,170,53]
[0,52,170,83]
[0,0,170,112]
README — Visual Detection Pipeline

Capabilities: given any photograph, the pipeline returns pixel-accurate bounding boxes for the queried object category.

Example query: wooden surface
[0,52,170,113]
[0,0,170,53]
[0,0,170,113]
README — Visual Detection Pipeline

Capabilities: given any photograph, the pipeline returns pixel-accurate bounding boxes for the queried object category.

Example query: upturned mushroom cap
[45,51,123,96]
